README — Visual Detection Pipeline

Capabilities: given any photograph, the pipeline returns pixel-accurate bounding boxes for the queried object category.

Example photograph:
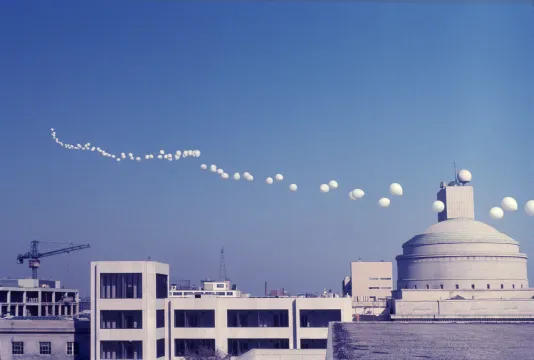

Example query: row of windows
[368,277,392,280]
[100,309,165,329]
[368,287,392,290]
[12,341,78,355]
[409,284,524,290]
[99,273,168,299]
[171,291,234,296]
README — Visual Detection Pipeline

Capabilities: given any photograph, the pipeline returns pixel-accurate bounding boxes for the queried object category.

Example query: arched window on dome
[501,284,504,289]
[471,284,475,289]
[440,285,443,289]
[426,285,429,289]
[513,284,515,289]
[414,285,417,289]
[455,284,459,289]
[487,284,490,289]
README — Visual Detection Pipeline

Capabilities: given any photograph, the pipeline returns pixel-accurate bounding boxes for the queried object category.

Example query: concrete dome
[396,219,528,291]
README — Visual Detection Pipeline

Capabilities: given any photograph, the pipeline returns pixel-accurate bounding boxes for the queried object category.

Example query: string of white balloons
[50,128,201,162]
[489,197,534,220]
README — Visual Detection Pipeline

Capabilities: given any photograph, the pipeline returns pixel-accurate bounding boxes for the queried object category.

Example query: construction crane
[17,240,90,279]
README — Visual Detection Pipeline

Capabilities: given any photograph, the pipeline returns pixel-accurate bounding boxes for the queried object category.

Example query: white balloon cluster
[375,183,404,208]
[50,128,201,163]
[319,180,339,193]
[489,197,534,220]
[201,164,255,182]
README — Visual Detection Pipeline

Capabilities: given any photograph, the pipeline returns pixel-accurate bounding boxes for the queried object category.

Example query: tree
[183,347,232,360]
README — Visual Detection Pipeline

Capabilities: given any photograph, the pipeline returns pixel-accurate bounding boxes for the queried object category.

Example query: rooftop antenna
[453,161,458,184]
[219,247,227,281]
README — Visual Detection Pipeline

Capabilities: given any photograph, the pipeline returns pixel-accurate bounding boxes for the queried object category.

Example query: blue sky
[1,2,533,296]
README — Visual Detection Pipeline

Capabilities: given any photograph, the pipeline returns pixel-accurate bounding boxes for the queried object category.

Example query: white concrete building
[391,174,534,321]
[0,278,80,317]
[91,261,351,359]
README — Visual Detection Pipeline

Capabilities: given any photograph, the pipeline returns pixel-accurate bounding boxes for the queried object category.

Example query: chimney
[264,282,267,297]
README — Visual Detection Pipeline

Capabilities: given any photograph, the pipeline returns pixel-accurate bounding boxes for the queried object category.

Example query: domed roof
[403,218,518,247]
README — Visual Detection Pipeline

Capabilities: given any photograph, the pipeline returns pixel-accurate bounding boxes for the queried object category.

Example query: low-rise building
[0,278,80,317]
[0,316,90,360]
[90,261,352,360]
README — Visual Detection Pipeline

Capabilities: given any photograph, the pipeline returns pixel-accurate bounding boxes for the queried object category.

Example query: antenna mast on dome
[453,161,458,185]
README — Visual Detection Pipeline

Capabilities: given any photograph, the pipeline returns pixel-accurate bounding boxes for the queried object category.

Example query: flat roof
[330,322,534,360]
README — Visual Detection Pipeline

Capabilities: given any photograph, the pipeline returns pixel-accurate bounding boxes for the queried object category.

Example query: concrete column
[38,290,42,316]
[6,290,11,304]
[52,305,56,316]
[23,291,27,304]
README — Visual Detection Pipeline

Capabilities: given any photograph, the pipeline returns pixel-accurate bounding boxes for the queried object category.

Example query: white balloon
[116,158,121,162]
[221,173,229,180]
[378,198,391,208]
[159,150,164,155]
[217,169,223,174]
[389,183,403,196]
[320,184,330,193]
[158,155,163,159]
[200,164,207,170]
[266,177,274,185]
[128,152,133,157]
[247,175,254,181]
[349,191,355,200]
[501,197,518,212]
[195,150,201,157]
[432,200,445,213]
[275,174,284,181]
[243,172,250,178]
[136,157,141,162]
[457,169,472,183]
[351,189,365,199]
[121,153,126,158]
[328,180,338,189]
[489,207,504,220]
[289,184,298,192]
[524,200,534,216]
[233,173,241,180]
[145,155,150,159]
[210,165,217,172]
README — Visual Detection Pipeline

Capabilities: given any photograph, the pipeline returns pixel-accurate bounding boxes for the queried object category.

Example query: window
[156,339,165,358]
[487,284,490,289]
[513,284,515,289]
[380,277,392,280]
[300,310,341,328]
[40,342,51,355]
[157,309,165,328]
[175,339,215,357]
[301,339,327,349]
[12,342,24,355]
[175,310,215,328]
[228,339,289,356]
[426,285,429,289]
[217,284,225,288]
[100,273,142,299]
[455,284,459,289]
[227,310,289,328]
[156,274,168,299]
[471,284,475,289]
[380,287,392,289]
[414,285,417,289]
[226,292,233,295]
[368,287,379,289]
[521,284,524,289]
[101,341,142,360]
[66,342,79,355]
[368,277,379,280]
[100,310,143,329]
[217,292,225,295]
[501,284,504,289]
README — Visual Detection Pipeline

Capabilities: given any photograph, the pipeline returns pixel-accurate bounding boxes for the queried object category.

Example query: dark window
[440,285,444,289]
[100,341,142,359]
[40,342,51,355]
[380,277,392,280]
[513,284,515,289]
[426,285,429,289]
[301,339,327,349]
[471,284,475,289]
[100,273,142,299]
[12,342,24,355]
[156,274,168,299]
[156,339,165,358]
[217,292,225,295]
[300,310,341,328]
[521,284,524,289]
[217,284,225,288]
[227,310,289,327]
[487,284,491,289]
[100,310,143,329]
[501,284,504,289]
[157,309,165,328]
[228,339,289,356]
[455,284,459,289]
[66,342,79,355]
[175,310,215,327]
[368,287,379,289]
[175,339,215,357]
[226,292,233,295]
[414,285,417,289]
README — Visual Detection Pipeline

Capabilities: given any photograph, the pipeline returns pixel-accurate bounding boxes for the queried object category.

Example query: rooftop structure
[1,279,80,318]
[170,279,246,298]
[0,316,89,360]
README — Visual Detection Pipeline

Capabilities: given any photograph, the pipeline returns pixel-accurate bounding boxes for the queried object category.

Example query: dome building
[391,170,534,321]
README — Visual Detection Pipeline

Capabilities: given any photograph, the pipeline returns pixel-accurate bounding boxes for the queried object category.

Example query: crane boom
[17,240,90,279]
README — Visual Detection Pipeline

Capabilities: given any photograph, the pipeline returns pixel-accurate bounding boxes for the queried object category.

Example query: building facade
[349,261,392,302]
[0,279,80,317]
[0,317,89,360]
[91,261,352,359]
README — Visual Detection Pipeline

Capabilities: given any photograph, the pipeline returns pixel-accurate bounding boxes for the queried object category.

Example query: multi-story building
[349,261,392,302]
[90,261,169,360]
[0,316,90,360]
[91,261,352,359]
[0,278,80,317]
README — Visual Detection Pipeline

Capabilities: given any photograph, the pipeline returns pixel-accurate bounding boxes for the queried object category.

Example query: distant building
[90,261,352,359]
[0,316,89,360]
[170,280,245,298]
[0,278,80,317]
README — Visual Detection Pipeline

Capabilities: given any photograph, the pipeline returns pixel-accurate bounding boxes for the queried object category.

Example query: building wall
[91,261,169,360]
[437,185,474,222]
[237,349,327,360]
[393,289,534,301]
[394,299,534,317]
[350,262,392,301]
[0,319,89,360]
